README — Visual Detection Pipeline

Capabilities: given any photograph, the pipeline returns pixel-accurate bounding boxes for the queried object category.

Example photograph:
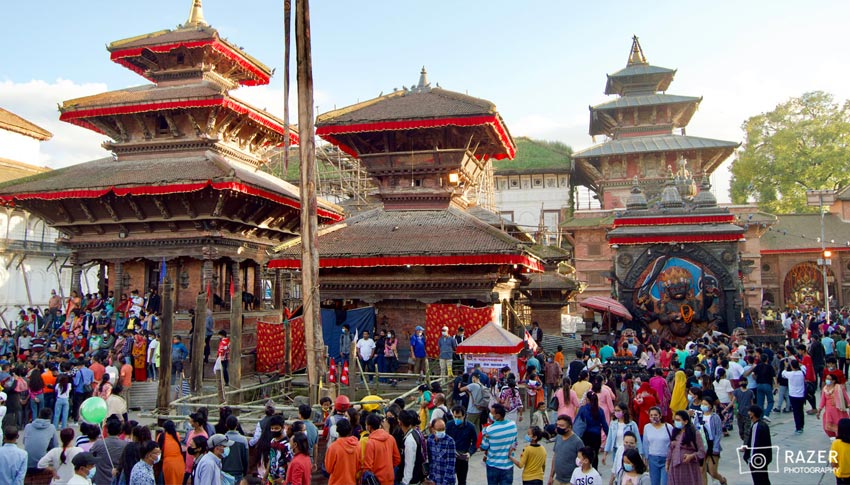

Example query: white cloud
[234,84,336,123]
[0,79,110,168]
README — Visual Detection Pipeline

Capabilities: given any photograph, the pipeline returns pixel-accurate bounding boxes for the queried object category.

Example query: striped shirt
[480,419,517,470]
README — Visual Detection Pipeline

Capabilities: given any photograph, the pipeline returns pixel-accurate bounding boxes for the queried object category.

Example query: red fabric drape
[256,321,285,373]
[608,233,743,245]
[289,317,307,372]
[424,304,492,359]
[613,215,734,227]
[267,254,543,271]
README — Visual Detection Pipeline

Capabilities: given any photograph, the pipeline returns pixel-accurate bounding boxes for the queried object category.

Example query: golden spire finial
[186,0,207,27]
[627,35,648,66]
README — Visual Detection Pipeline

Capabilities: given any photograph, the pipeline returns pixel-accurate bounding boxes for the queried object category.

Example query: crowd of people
[1,286,849,485]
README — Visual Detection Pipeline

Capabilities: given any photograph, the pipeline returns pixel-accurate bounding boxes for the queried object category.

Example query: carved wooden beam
[233,202,251,222]
[100,199,120,221]
[227,117,250,141]
[217,113,236,138]
[206,106,220,134]
[118,223,129,235]
[56,202,74,223]
[168,222,179,232]
[112,116,130,142]
[78,201,96,223]
[162,112,182,138]
[133,114,152,140]
[152,197,171,219]
[251,204,273,225]
[212,194,228,217]
[87,118,121,141]
[126,196,146,220]
[180,196,197,218]
[186,111,203,136]
[143,222,154,233]
[93,224,106,235]
[136,53,160,71]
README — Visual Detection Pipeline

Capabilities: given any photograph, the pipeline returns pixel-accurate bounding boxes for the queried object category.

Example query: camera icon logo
[736,445,780,474]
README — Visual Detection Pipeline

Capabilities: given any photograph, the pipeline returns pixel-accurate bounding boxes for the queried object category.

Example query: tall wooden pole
[296,0,325,403]
[229,261,243,391]
[157,274,174,412]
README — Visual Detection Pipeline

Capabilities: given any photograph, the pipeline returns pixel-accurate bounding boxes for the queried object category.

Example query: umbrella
[579,296,633,321]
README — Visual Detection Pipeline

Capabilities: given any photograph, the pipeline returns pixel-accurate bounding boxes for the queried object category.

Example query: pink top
[555,387,580,420]
[184,429,208,474]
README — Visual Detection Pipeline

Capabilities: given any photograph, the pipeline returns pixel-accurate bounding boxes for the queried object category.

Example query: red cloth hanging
[424,304,493,359]
[289,317,307,371]
[256,321,285,373]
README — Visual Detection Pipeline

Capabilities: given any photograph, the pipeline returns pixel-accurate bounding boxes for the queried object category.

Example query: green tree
[729,91,850,213]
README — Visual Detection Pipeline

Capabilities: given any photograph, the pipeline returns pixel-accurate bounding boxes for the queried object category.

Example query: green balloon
[80,397,108,424]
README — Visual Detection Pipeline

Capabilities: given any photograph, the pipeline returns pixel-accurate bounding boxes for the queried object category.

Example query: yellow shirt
[831,439,850,478]
[518,443,547,481]
[572,381,592,402]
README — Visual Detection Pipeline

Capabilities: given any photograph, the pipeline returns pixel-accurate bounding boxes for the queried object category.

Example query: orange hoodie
[363,429,401,485]
[325,435,361,485]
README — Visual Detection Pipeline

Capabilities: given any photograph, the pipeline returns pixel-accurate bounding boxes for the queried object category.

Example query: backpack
[474,385,491,412]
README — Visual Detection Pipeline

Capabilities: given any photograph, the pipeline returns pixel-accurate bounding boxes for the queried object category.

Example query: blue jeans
[485,465,512,485]
[776,385,791,411]
[29,394,44,422]
[648,454,668,485]
[756,383,775,417]
[53,397,69,429]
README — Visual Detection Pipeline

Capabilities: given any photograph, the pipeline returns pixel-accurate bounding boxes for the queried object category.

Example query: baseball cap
[207,434,234,448]
[72,452,97,467]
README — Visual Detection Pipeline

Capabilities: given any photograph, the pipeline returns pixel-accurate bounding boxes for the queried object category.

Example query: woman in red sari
[633,380,659,435]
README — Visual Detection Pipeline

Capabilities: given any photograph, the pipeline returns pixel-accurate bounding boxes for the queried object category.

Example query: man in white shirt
[356,331,377,383]
[727,354,745,388]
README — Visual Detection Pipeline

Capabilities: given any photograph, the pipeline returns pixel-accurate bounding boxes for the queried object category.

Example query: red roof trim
[0,181,342,222]
[110,39,270,86]
[761,247,850,255]
[608,233,743,245]
[455,342,525,354]
[268,254,543,271]
[613,215,735,227]
[60,99,298,145]
[316,116,516,160]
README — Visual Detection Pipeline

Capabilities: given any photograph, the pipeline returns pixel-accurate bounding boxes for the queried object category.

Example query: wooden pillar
[191,259,213,393]
[112,261,124,310]
[157,270,174,411]
[229,261,243,391]
[70,253,82,296]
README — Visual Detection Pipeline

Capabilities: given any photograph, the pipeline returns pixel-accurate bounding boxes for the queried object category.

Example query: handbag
[548,392,560,411]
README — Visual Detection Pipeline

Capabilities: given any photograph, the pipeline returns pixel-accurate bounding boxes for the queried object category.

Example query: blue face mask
[694,371,702,378]
[623,463,634,472]
[524,435,532,443]
[222,447,230,459]
[454,418,463,426]
[700,405,711,412]
[489,413,496,422]
[674,421,684,429]
[435,431,446,439]
[88,467,97,479]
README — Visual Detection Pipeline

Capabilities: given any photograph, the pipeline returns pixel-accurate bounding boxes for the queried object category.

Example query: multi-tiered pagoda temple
[269,70,541,352]
[565,37,745,338]
[0,1,341,389]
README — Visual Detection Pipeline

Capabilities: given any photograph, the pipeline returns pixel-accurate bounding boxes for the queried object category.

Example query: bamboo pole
[296,0,325,404]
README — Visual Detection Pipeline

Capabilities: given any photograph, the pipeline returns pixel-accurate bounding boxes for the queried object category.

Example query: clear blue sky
[2,0,849,202]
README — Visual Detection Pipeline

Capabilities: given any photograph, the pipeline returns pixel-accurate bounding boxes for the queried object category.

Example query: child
[531,401,555,439]
[569,446,602,485]
[510,426,547,485]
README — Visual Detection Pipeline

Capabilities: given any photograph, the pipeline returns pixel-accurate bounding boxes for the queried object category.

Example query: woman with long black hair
[665,410,705,485]
[157,420,185,485]
[37,427,82,484]
[573,390,609,469]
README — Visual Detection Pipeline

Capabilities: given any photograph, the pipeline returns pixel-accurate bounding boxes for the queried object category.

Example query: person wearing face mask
[510,426,546,485]
[193,434,232,485]
[548,415,584,485]
[816,370,850,438]
[426,418,456,485]
[438,327,457,380]
[262,415,289,484]
[602,404,642,470]
[129,440,161,485]
[665,411,705,485]
[67,452,98,485]
[586,350,602,376]
[569,447,602,485]
[446,406,477,485]
[642,407,672,485]
[616,448,650,485]
[699,398,727,485]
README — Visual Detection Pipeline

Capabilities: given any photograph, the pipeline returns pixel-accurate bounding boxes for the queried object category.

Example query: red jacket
[802,355,816,382]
